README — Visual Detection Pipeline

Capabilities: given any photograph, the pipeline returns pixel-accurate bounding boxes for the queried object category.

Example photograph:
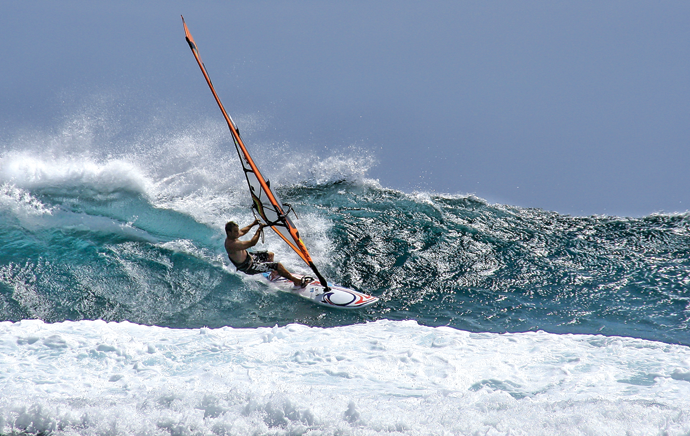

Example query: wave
[1,110,689,345]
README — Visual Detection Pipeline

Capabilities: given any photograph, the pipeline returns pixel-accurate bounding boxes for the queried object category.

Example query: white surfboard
[261,273,379,309]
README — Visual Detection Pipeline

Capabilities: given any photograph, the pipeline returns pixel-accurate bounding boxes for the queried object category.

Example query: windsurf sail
[182,16,330,290]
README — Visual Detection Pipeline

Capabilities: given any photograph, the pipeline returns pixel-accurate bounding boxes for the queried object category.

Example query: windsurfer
[224,220,310,287]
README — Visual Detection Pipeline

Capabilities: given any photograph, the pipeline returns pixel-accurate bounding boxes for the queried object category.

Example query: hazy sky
[2,1,689,217]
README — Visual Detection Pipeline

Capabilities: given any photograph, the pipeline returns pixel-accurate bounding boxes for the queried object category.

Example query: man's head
[225,221,239,238]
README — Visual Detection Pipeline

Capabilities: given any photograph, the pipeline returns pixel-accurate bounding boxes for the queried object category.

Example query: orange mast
[182,16,329,289]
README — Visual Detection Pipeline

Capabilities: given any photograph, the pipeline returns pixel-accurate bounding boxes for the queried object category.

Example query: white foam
[0,184,53,217]
[0,151,152,200]
[0,320,688,435]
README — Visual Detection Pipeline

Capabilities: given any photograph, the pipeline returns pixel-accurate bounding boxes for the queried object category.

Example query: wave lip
[0,152,151,198]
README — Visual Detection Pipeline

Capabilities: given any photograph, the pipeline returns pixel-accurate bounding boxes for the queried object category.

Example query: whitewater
[1,109,689,435]
[2,319,689,435]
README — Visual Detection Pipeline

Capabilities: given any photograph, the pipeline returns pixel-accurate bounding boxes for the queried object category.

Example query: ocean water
[1,113,689,435]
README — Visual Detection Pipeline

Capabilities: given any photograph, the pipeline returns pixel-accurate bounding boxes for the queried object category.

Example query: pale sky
[2,1,689,216]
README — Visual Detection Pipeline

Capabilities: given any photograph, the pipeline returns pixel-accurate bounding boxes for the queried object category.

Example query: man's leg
[274,262,303,287]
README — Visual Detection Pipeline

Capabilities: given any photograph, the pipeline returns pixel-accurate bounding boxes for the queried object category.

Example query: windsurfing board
[261,272,379,309]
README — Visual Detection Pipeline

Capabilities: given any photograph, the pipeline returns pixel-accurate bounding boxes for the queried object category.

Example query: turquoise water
[1,144,688,345]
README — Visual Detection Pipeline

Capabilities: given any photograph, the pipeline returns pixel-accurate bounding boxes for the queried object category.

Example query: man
[224,219,310,287]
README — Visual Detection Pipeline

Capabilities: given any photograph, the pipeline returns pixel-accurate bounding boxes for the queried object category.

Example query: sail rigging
[182,16,329,289]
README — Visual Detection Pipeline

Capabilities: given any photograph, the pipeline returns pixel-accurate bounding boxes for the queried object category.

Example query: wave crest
[0,152,151,198]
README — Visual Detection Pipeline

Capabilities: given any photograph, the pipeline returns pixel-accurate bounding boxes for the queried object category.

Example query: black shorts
[239,251,279,275]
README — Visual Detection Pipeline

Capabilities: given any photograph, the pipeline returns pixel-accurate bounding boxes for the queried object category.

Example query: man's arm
[228,224,265,251]
[239,219,260,236]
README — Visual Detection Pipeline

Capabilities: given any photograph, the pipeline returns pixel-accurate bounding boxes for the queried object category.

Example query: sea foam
[1,319,688,435]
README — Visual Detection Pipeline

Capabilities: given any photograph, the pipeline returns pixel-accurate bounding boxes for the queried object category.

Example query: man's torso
[224,238,247,265]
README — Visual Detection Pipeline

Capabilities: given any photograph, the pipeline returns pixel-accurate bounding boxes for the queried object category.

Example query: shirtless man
[224,219,309,287]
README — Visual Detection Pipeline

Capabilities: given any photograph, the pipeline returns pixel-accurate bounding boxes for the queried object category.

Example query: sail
[182,16,329,288]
